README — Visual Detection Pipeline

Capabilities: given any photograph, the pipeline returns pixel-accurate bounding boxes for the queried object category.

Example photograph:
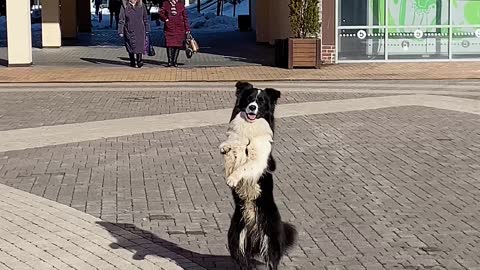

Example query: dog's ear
[265,88,281,103]
[235,81,253,97]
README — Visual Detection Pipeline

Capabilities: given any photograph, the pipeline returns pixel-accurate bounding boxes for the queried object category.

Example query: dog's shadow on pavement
[97,221,263,270]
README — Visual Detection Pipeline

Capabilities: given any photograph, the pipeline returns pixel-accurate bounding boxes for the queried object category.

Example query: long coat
[118,1,151,54]
[159,1,190,48]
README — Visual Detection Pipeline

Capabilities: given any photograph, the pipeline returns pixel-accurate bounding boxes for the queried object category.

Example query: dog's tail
[283,222,298,249]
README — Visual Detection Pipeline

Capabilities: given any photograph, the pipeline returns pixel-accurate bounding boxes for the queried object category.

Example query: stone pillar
[42,0,61,47]
[60,0,77,39]
[6,0,32,66]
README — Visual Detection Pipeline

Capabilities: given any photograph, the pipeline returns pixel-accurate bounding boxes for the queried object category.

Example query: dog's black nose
[248,104,257,111]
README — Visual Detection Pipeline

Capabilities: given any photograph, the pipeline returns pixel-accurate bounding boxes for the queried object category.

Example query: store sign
[414,30,423,39]
[357,30,367,40]
[475,29,480,38]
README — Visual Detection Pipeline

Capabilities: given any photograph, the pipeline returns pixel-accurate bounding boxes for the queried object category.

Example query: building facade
[4,0,480,66]
[256,0,480,64]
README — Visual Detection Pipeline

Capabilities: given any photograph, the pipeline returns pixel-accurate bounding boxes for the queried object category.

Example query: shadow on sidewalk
[119,57,170,67]
[96,221,262,270]
[81,57,130,66]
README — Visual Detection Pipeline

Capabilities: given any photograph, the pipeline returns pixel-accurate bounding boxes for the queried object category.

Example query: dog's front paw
[219,143,232,155]
[226,174,241,188]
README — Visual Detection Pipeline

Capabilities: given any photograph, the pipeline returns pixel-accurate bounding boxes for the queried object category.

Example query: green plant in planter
[289,0,320,38]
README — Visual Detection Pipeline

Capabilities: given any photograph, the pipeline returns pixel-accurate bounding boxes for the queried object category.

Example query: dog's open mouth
[246,113,257,121]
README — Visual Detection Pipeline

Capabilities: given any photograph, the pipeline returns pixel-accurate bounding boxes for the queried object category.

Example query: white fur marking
[260,235,269,258]
[246,101,258,115]
[239,228,247,256]
[222,113,273,188]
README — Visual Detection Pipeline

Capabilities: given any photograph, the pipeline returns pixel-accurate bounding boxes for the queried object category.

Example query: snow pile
[186,0,249,32]
[189,12,237,31]
[87,0,249,33]
[203,15,237,29]
[189,0,249,17]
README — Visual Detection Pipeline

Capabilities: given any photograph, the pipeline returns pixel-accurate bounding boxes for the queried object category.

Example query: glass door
[451,0,480,59]
[385,0,450,60]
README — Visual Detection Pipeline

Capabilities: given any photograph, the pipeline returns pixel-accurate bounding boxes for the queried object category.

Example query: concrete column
[60,0,77,39]
[6,0,32,66]
[42,0,61,47]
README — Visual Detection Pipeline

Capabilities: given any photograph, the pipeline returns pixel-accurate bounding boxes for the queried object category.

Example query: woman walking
[118,0,151,68]
[109,0,122,29]
[159,0,190,67]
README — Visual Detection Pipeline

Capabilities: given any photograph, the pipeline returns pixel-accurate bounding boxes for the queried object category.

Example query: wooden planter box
[288,38,321,69]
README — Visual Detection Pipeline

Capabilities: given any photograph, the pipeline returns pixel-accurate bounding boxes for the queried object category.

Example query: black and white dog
[220,81,297,270]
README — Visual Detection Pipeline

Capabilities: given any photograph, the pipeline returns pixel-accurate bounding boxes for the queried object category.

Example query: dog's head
[231,81,281,124]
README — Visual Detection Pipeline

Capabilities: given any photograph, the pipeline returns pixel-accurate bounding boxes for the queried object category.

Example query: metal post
[335,0,339,63]
[448,0,452,60]
[385,0,389,60]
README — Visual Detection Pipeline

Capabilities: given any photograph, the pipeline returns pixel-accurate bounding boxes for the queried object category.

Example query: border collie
[220,81,297,270]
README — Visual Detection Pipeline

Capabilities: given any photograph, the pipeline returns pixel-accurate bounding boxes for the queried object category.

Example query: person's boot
[166,48,172,67]
[129,53,136,67]
[136,53,143,68]
[173,48,180,67]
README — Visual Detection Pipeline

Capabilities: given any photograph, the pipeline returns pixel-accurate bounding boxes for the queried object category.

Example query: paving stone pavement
[0,91,389,131]
[1,103,480,269]
[0,29,274,67]
[0,181,206,270]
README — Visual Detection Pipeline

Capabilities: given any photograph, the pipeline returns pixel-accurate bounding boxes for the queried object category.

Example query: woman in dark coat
[109,0,122,29]
[118,0,151,68]
[159,0,190,67]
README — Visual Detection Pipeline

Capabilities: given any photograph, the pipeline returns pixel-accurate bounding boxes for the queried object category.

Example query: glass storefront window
[336,0,480,61]
[338,29,386,60]
[451,0,480,25]
[339,0,386,26]
[387,27,449,59]
[451,26,480,59]
[387,0,449,26]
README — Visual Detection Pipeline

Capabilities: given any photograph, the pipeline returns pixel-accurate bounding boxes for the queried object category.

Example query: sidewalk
[1,82,480,269]
[0,183,205,270]
[1,62,480,83]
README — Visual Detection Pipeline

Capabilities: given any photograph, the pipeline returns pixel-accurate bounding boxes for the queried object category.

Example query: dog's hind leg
[264,235,282,270]
[265,247,281,270]
[228,210,252,269]
[266,260,279,270]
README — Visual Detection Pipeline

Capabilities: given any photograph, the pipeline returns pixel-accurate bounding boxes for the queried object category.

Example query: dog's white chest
[227,113,273,141]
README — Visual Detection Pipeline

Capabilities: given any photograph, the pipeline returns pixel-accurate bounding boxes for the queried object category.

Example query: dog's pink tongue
[247,114,256,121]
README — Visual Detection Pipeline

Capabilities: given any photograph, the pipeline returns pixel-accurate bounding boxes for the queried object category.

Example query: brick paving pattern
[0,31,274,68]
[1,106,479,269]
[0,182,206,270]
[0,91,388,131]
[0,62,479,83]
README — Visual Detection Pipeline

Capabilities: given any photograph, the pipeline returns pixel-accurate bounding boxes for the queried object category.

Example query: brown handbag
[185,32,199,59]
[187,33,199,52]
